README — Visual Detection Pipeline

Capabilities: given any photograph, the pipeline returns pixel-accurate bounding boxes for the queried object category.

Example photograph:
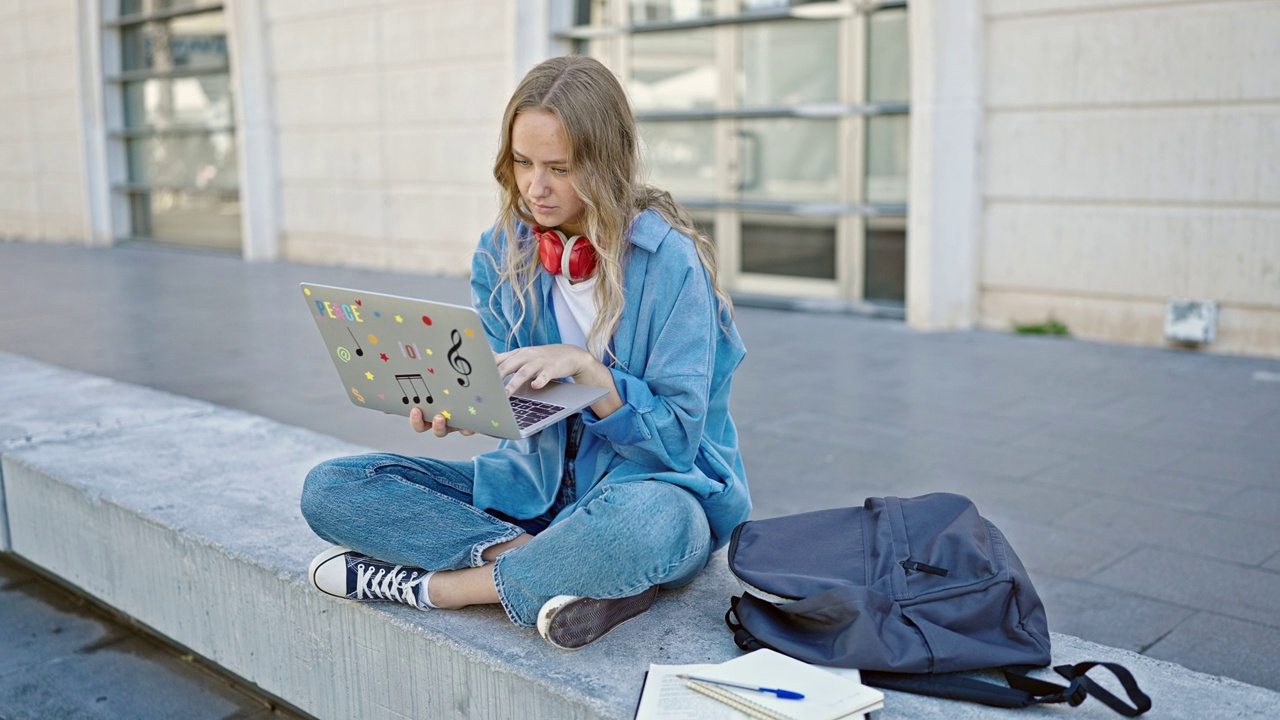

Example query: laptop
[301,283,608,440]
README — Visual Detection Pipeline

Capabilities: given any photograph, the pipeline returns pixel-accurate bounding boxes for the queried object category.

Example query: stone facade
[979,0,1280,357]
[0,0,88,244]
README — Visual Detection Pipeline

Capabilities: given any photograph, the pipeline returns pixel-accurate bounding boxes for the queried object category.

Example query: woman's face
[511,109,586,237]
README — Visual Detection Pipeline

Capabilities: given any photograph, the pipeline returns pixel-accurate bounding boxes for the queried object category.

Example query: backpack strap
[727,597,1150,716]
[725,595,766,653]
[857,663,1151,716]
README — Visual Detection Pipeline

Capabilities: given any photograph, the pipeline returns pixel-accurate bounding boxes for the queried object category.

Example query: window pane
[639,121,717,198]
[740,20,839,106]
[865,114,908,205]
[739,118,838,202]
[868,8,909,103]
[121,0,215,16]
[741,219,836,279]
[121,11,228,73]
[629,0,715,24]
[630,29,716,112]
[124,75,232,130]
[129,189,241,248]
[740,0,828,11]
[864,226,905,302]
[126,131,238,190]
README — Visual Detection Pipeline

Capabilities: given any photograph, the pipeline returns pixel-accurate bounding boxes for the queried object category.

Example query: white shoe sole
[308,545,352,595]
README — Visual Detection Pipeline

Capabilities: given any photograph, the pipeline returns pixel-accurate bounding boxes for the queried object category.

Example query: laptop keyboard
[510,396,567,429]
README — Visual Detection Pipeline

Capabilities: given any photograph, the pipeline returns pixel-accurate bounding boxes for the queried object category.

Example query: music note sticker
[394,374,434,405]
[448,329,473,387]
[346,328,365,356]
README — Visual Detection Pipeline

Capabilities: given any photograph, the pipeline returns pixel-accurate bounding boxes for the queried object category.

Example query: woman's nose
[527,170,550,198]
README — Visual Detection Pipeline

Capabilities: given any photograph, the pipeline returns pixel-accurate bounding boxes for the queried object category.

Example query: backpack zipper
[901,559,949,577]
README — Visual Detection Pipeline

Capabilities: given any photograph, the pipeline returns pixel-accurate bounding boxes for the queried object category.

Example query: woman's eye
[515,159,531,167]
[552,167,568,175]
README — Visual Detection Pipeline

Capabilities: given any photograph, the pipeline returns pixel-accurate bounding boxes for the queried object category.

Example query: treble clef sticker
[448,329,473,387]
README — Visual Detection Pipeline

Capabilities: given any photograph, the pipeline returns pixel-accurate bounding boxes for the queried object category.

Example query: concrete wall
[980,0,1280,357]
[268,0,515,275]
[0,0,90,244]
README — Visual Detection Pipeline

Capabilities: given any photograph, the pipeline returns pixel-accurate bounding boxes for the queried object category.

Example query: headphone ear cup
[538,228,566,275]
[566,237,598,281]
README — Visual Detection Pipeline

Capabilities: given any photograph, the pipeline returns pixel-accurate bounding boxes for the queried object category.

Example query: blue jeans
[300,452,713,627]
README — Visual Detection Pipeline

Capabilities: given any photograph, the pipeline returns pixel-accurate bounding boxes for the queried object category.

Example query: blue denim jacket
[468,209,751,549]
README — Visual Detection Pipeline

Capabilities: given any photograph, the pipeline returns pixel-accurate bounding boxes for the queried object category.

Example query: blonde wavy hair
[490,55,732,359]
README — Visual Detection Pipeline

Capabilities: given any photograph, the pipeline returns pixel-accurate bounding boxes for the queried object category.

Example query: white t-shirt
[552,273,599,357]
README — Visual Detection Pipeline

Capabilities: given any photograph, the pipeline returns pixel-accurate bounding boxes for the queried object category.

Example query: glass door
[571,0,909,312]
[106,0,242,251]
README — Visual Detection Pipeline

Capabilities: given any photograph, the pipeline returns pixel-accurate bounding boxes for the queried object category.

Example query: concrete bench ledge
[1,352,1276,719]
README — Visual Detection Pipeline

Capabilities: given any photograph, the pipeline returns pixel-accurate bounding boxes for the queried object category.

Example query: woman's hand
[494,344,592,394]
[409,406,475,438]
[495,345,624,418]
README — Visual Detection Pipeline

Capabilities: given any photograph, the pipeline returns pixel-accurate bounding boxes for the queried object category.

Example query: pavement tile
[1089,547,1280,627]
[953,476,1096,528]
[1144,612,1280,691]
[1168,448,1280,485]
[0,561,116,677]
[0,635,277,720]
[1028,460,1247,513]
[1054,496,1280,565]
[1208,487,1280,527]
[1127,414,1264,450]
[997,517,1141,580]
[1033,575,1195,653]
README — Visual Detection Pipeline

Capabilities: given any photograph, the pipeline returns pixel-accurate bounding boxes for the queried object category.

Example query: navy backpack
[724,493,1151,716]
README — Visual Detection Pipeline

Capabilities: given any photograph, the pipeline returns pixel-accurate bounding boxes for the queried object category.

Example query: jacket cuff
[582,368,653,444]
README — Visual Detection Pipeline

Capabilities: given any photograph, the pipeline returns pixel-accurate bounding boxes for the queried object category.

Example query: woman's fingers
[409,406,430,433]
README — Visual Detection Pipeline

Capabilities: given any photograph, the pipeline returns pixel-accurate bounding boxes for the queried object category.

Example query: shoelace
[355,562,426,608]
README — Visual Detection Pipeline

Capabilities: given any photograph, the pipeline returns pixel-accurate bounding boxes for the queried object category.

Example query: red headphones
[534,226,597,282]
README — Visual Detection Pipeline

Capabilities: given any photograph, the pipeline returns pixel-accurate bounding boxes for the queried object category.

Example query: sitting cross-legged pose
[300,55,750,649]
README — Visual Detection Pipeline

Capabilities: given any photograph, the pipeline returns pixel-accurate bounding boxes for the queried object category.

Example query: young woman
[301,55,750,649]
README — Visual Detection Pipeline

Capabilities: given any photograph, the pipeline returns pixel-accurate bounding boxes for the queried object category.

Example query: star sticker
[468,406,476,415]
[443,389,450,395]
[395,315,403,323]
[441,410,452,420]
[379,353,389,362]
[355,299,362,306]
[365,371,374,380]
[426,349,433,356]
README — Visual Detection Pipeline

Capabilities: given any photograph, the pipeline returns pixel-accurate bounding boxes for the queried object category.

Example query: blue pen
[677,674,806,700]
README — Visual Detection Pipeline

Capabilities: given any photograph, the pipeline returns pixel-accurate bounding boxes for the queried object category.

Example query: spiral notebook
[635,649,884,720]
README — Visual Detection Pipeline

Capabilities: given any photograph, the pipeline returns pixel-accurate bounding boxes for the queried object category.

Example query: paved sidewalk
[0,554,308,719]
[2,239,1279,698]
